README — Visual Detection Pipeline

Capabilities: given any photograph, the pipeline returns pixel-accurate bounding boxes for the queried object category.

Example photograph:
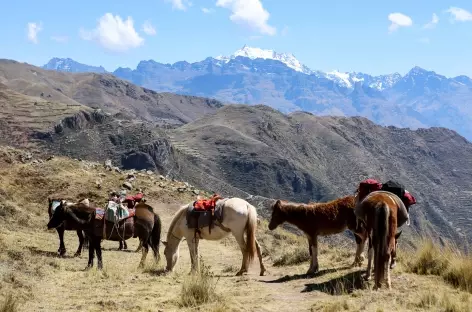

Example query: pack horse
[162,195,267,276]
[354,179,417,289]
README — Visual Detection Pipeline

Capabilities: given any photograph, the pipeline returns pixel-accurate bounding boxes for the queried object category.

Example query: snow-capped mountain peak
[215,45,313,74]
[42,57,107,73]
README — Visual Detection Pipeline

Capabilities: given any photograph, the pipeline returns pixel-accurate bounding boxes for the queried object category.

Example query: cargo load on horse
[186,194,228,239]
[355,178,416,229]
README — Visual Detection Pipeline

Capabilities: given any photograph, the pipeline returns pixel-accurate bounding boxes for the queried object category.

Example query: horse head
[47,201,91,230]
[268,199,285,230]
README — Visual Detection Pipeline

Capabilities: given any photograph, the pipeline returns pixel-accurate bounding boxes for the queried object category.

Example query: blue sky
[2,0,472,77]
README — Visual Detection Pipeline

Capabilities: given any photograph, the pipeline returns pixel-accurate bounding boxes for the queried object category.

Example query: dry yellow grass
[0,146,471,312]
[404,238,472,294]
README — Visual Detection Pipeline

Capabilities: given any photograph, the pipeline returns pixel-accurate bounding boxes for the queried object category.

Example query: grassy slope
[0,146,470,312]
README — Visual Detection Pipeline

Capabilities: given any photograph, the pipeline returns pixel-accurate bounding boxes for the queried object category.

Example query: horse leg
[119,240,123,251]
[386,255,392,289]
[186,237,199,274]
[57,227,66,256]
[135,240,143,253]
[123,240,128,250]
[83,232,89,248]
[255,239,266,276]
[306,237,314,271]
[86,237,95,270]
[365,237,373,281]
[138,237,149,268]
[75,230,84,257]
[234,231,249,276]
[96,238,103,270]
[352,233,366,267]
[306,235,319,275]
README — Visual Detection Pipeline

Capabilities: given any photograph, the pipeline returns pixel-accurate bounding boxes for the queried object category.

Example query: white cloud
[166,0,192,11]
[202,7,214,14]
[51,35,69,43]
[142,21,157,35]
[446,7,472,22]
[79,13,144,52]
[216,0,276,36]
[423,13,439,29]
[388,12,413,33]
[27,22,42,44]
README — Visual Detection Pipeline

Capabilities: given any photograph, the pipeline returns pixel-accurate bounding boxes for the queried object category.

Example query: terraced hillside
[0,59,224,127]
[168,105,472,245]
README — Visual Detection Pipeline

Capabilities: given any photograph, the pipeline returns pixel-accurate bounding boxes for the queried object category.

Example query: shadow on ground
[27,246,75,259]
[262,266,352,283]
[302,270,368,295]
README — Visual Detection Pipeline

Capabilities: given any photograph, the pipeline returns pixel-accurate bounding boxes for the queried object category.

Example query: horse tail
[374,202,389,283]
[245,203,257,264]
[150,213,162,250]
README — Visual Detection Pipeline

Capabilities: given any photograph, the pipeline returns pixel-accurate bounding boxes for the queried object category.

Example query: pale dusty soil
[1,201,470,312]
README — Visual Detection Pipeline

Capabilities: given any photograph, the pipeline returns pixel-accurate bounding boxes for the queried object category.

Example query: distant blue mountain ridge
[42,45,472,141]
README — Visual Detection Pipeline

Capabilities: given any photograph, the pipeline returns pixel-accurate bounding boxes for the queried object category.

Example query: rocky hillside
[1,60,472,246]
[0,59,223,127]
[166,105,472,245]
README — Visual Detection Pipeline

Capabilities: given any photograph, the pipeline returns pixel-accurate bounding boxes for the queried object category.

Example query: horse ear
[48,197,52,204]
[395,230,402,240]
[271,199,281,210]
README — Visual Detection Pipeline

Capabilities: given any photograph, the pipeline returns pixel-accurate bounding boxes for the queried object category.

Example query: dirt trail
[2,201,470,312]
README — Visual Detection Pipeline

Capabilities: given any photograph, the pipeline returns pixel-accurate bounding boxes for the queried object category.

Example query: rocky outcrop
[121,138,177,174]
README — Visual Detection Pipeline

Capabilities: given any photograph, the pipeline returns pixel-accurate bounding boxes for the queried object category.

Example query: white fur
[162,197,266,276]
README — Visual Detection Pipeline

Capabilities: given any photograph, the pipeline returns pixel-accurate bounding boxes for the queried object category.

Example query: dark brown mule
[47,198,88,257]
[268,195,368,275]
[47,200,161,270]
[355,191,401,289]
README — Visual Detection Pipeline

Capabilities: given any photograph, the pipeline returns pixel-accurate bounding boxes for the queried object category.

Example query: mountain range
[1,58,472,246]
[42,45,472,141]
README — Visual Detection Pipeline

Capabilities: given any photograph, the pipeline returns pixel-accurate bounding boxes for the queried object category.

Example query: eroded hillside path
[7,202,466,312]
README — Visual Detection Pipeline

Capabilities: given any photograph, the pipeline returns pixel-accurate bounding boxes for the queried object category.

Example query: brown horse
[47,198,89,257]
[47,200,161,269]
[355,191,401,289]
[268,195,368,275]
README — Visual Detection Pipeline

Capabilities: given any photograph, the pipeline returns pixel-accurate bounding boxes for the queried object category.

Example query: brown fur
[47,200,162,270]
[357,191,400,289]
[268,195,368,274]
[47,198,88,257]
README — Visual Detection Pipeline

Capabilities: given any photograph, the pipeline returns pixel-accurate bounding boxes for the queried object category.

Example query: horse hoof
[260,270,266,276]
[74,253,80,257]
[235,270,246,276]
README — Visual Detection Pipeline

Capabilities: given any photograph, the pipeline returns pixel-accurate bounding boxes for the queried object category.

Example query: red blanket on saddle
[193,194,223,211]
[357,178,417,208]
[357,179,383,202]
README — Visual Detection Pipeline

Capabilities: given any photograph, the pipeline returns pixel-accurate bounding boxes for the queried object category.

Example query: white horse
[162,197,267,276]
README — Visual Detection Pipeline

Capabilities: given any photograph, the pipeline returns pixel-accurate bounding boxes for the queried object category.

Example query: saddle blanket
[186,198,228,229]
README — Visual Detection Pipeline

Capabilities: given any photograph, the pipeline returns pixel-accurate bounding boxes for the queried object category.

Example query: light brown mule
[355,191,401,290]
[268,195,368,275]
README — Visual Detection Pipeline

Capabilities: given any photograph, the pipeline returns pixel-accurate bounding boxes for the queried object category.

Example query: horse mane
[166,205,188,241]
[275,195,355,213]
